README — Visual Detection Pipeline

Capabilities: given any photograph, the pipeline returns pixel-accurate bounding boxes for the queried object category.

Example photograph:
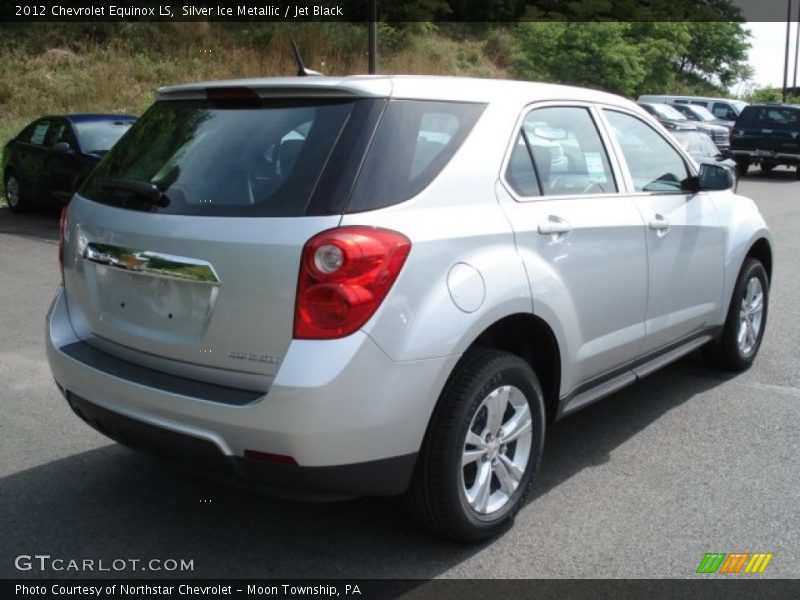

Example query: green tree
[676,22,752,89]
[514,22,646,96]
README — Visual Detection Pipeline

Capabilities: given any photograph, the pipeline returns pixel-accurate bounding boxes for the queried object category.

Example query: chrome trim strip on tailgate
[83,242,220,285]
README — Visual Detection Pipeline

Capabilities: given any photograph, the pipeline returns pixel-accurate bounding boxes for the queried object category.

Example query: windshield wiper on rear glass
[96,179,170,208]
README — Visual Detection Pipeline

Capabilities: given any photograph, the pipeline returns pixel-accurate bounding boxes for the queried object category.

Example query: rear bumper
[730,149,800,165]
[47,285,457,497]
[66,392,417,498]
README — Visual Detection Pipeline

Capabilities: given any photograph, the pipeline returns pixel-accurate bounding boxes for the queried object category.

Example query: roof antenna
[290,39,323,77]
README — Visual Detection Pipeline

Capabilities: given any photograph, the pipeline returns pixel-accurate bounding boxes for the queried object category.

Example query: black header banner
[0,0,792,23]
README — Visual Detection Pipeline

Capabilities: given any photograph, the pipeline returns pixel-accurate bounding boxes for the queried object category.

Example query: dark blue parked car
[2,114,136,212]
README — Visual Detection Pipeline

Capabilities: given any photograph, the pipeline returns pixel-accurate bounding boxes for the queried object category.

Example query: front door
[601,109,726,353]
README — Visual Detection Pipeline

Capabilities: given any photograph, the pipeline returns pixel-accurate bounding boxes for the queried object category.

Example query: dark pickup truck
[730,103,800,178]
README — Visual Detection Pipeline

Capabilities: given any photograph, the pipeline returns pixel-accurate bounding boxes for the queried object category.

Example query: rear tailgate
[60,91,382,391]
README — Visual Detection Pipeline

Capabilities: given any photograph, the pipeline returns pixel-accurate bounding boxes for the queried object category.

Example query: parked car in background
[48,76,772,542]
[729,103,800,177]
[2,114,136,212]
[638,102,729,149]
[637,102,697,131]
[637,95,748,122]
[671,103,734,134]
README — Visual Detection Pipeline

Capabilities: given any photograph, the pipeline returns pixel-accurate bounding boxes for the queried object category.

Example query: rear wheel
[4,171,28,213]
[406,349,545,542]
[707,258,769,371]
[735,160,749,177]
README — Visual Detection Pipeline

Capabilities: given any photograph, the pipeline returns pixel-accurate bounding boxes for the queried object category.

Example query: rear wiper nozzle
[97,179,169,208]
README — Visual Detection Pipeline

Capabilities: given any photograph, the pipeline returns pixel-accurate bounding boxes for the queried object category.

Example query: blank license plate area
[95,267,216,340]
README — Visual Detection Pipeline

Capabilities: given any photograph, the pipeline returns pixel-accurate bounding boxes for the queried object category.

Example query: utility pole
[783,0,793,102]
[794,0,800,95]
[368,0,378,74]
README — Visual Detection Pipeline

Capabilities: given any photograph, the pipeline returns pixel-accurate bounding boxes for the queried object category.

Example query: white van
[637,95,748,122]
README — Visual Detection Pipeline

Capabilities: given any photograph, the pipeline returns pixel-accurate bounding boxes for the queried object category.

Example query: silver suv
[46,76,773,541]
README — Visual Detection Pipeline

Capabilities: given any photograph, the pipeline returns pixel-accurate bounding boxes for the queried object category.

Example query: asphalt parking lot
[1,171,798,580]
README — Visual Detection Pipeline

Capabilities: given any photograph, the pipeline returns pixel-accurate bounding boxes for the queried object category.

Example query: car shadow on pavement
[0,206,61,242]
[0,358,738,581]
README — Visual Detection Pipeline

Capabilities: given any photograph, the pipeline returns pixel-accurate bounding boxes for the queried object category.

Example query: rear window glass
[75,120,135,155]
[81,99,356,217]
[742,106,800,129]
[346,100,485,212]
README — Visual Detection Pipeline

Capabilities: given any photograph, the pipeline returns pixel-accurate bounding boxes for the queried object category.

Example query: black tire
[735,160,749,177]
[760,163,774,174]
[707,258,769,371]
[796,165,800,179]
[405,349,546,542]
[4,170,28,213]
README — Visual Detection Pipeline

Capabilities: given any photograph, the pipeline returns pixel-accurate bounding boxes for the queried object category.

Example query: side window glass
[45,121,68,148]
[505,132,541,197]
[29,121,51,146]
[604,110,689,192]
[520,106,617,196]
[712,103,737,121]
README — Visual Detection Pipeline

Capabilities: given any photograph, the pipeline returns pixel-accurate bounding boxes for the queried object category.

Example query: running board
[558,334,714,418]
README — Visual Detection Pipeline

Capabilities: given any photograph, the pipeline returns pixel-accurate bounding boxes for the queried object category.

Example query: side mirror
[697,162,735,191]
[51,142,72,154]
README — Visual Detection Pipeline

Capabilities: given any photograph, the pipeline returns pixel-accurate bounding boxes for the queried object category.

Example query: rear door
[601,109,725,353]
[15,119,52,198]
[498,103,648,388]
[63,95,378,390]
[42,118,84,202]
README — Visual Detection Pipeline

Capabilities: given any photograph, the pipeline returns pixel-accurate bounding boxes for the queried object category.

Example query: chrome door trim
[83,242,220,285]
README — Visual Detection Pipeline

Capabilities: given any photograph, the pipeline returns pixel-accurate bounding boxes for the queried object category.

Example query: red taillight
[293,227,411,340]
[58,206,68,283]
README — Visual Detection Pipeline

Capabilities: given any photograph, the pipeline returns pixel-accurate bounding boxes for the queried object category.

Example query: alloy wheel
[461,385,532,515]
[738,276,764,357]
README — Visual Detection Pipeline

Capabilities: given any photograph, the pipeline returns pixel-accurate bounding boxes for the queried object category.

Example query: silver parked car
[47,76,773,541]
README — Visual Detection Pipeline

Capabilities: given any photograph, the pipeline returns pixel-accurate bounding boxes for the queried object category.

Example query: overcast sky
[745,21,799,90]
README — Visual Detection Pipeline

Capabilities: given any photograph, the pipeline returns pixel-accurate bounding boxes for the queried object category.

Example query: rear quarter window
[345,100,485,213]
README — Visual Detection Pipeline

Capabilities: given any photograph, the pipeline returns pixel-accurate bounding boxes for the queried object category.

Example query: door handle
[538,217,573,235]
[648,215,670,232]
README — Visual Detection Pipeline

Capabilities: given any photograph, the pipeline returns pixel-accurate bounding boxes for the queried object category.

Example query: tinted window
[712,102,737,121]
[346,100,485,212]
[25,121,51,146]
[752,106,800,130]
[516,106,617,196]
[74,120,134,154]
[46,120,77,148]
[605,110,689,192]
[81,99,357,216]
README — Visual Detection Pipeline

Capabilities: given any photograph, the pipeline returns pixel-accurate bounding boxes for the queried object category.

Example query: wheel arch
[462,313,562,421]
[746,237,772,282]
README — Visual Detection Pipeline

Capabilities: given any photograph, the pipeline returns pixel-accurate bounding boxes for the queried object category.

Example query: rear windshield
[81,98,357,217]
[738,106,800,129]
[80,96,484,217]
[74,120,134,155]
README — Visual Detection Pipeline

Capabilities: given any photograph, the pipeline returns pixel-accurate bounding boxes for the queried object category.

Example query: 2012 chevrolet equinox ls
[46,76,772,541]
